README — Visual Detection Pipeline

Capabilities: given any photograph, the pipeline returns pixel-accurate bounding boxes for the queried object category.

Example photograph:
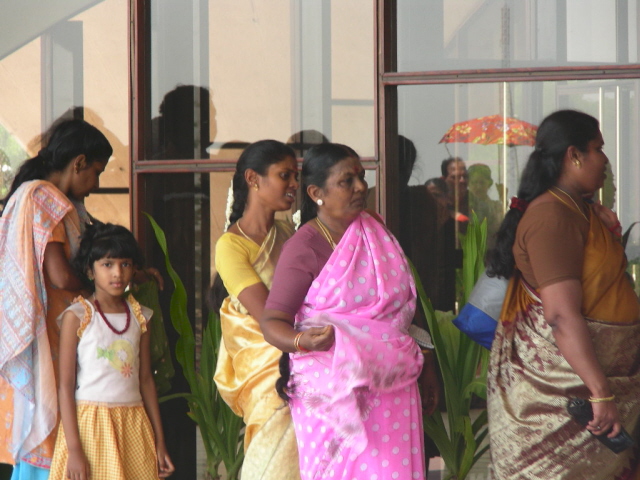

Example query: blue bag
[453,272,508,349]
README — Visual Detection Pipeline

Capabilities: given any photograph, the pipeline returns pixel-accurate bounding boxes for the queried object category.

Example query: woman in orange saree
[486,110,640,480]
[0,120,111,479]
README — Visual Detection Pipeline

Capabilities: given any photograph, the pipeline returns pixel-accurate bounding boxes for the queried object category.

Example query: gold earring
[573,159,582,168]
[253,183,259,191]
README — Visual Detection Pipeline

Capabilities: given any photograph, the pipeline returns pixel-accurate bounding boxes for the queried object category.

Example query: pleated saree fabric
[288,212,425,480]
[0,180,82,469]
[488,206,640,480]
[214,220,300,480]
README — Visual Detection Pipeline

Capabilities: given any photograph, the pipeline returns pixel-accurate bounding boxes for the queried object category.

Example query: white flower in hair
[224,179,234,231]
[292,209,301,230]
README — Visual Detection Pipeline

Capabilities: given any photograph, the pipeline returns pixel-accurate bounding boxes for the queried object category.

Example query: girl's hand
[133,267,165,290]
[299,325,335,352]
[156,443,175,478]
[419,350,440,416]
[588,401,622,438]
[66,447,90,480]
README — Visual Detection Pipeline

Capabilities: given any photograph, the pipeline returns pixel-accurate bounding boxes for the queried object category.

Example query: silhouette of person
[468,163,503,247]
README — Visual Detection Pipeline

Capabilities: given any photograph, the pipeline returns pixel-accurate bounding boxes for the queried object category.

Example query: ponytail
[209,139,296,316]
[275,352,292,401]
[486,110,599,278]
[4,152,51,204]
[2,119,112,208]
[277,142,360,403]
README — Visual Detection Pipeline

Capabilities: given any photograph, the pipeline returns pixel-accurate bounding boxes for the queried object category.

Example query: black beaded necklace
[94,298,130,335]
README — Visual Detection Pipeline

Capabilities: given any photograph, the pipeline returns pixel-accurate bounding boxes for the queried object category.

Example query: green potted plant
[146,214,244,480]
[413,214,490,480]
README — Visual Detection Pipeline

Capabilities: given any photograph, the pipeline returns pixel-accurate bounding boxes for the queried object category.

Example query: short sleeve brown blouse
[513,199,590,290]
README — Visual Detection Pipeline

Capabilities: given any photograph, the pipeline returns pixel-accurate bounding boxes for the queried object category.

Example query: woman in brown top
[486,110,640,479]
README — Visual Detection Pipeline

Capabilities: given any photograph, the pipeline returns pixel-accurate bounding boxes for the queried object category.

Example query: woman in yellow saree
[486,110,640,480]
[211,140,301,480]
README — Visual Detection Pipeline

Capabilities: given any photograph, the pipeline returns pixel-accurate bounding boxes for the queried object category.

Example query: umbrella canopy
[439,114,538,146]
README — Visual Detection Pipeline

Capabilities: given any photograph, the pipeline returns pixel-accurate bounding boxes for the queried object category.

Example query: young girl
[50,222,174,480]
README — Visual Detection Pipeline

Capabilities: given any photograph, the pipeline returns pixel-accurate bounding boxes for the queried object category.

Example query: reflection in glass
[147,0,374,158]
[397,0,640,72]
[398,78,640,281]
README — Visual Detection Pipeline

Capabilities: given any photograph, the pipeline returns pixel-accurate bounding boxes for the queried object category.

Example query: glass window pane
[0,0,129,206]
[146,0,374,160]
[85,193,130,227]
[397,0,640,72]
[398,79,640,306]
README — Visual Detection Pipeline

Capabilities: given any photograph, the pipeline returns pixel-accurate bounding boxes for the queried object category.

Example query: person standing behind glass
[210,140,301,480]
[467,163,503,247]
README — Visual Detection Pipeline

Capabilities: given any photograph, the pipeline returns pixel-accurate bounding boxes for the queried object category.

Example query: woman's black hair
[72,221,145,290]
[208,140,296,313]
[300,142,359,224]
[486,109,600,279]
[276,142,359,402]
[2,119,112,208]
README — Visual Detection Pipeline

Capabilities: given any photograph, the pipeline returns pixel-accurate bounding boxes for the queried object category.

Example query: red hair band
[510,197,529,213]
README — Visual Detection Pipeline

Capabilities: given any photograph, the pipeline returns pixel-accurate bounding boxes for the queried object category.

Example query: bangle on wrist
[589,394,616,403]
[608,221,621,234]
[293,332,309,353]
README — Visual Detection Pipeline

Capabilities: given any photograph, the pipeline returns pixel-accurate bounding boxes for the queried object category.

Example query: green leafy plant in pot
[146,214,244,480]
[412,213,490,480]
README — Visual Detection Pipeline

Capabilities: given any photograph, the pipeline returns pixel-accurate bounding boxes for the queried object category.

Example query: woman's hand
[419,350,440,416]
[299,325,335,352]
[592,203,621,237]
[156,443,175,478]
[588,401,622,438]
[66,447,90,480]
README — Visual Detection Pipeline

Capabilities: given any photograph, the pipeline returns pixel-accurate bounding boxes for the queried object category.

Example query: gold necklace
[315,217,336,250]
[236,219,253,242]
[548,187,589,222]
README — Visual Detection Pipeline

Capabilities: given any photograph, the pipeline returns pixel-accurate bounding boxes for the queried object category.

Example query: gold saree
[213,221,300,480]
[488,207,640,480]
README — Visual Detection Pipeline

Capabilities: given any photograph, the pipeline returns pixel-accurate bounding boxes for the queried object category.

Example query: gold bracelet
[293,332,303,352]
[589,394,616,403]
[293,332,309,353]
[421,349,433,355]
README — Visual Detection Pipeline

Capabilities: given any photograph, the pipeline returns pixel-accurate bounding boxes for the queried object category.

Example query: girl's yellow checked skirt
[50,402,159,480]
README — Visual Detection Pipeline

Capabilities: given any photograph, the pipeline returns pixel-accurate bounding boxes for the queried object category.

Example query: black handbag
[567,398,635,454]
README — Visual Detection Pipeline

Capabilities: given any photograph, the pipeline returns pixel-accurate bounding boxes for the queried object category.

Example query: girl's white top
[60,299,152,404]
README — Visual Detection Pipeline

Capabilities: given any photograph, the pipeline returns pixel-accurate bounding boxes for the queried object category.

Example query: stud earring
[573,159,582,168]
[316,199,324,206]
[253,183,259,191]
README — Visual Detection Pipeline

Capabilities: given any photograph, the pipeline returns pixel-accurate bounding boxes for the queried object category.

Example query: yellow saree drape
[488,207,640,480]
[214,221,300,480]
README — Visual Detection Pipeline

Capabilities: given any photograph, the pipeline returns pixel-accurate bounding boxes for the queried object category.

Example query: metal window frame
[375,0,640,235]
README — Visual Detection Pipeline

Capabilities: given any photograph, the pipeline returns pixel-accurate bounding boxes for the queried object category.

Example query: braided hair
[486,110,600,279]
[208,140,296,312]
[2,119,112,209]
[277,142,359,402]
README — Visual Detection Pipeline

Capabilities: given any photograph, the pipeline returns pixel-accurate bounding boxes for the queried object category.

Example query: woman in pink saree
[261,143,439,479]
